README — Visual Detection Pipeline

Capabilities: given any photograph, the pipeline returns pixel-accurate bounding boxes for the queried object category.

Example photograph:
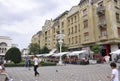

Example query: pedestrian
[107,62,119,81]
[104,55,110,63]
[25,57,29,67]
[28,58,31,70]
[33,55,39,76]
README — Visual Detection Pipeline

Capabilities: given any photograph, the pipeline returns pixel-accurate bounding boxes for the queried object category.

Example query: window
[83,9,87,16]
[68,28,70,35]
[69,38,70,44]
[75,36,78,44]
[2,48,4,53]
[100,28,107,36]
[84,20,88,28]
[74,16,77,22]
[68,19,70,26]
[84,32,89,41]
[72,37,74,44]
[98,1,103,6]
[75,25,77,33]
[99,14,105,20]
[79,35,81,43]
[117,27,120,37]
[116,13,120,22]
[71,27,73,34]
[78,14,79,20]
[0,42,7,46]
[78,24,80,32]
[0,48,1,53]
[114,0,118,5]
[71,18,73,24]
[61,22,64,28]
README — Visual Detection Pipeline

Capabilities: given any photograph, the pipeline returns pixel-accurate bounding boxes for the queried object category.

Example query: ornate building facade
[31,0,120,57]
[0,36,12,61]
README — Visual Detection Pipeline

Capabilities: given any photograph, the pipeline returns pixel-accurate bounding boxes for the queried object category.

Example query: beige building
[31,0,120,57]
[31,31,42,45]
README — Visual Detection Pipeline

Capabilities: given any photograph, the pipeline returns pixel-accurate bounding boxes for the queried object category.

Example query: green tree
[5,47,21,64]
[91,44,101,54]
[41,46,50,53]
[29,43,41,55]
[56,43,68,52]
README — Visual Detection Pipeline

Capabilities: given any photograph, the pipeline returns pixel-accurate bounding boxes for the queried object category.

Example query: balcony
[99,35,108,41]
[98,20,106,28]
[96,6,105,15]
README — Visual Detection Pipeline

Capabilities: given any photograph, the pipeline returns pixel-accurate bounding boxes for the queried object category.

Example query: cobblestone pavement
[6,63,120,81]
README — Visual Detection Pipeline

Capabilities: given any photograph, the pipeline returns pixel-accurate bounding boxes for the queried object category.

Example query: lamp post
[56,31,65,65]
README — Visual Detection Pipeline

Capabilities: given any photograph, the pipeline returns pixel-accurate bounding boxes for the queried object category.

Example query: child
[108,62,119,81]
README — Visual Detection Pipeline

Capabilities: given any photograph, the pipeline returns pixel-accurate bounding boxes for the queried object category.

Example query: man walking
[33,55,39,76]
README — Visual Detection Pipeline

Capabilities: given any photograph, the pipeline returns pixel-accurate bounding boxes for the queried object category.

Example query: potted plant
[91,44,101,63]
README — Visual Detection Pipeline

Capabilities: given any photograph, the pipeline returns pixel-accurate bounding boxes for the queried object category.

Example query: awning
[52,52,69,57]
[68,50,89,56]
[43,53,54,57]
[42,48,57,57]
[110,50,120,55]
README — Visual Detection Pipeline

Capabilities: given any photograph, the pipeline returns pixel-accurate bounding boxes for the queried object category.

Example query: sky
[0,0,80,50]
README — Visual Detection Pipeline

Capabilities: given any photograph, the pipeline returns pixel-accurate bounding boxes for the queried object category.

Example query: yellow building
[31,31,41,45]
[31,0,120,56]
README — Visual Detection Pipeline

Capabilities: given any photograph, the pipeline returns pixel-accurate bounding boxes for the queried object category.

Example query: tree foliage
[5,47,21,64]
[91,44,101,54]
[29,43,41,54]
[41,46,50,53]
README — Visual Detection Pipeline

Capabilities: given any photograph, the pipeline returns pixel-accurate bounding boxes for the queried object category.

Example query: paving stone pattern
[6,64,120,81]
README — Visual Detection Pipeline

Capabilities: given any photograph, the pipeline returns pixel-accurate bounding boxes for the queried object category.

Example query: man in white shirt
[33,55,39,76]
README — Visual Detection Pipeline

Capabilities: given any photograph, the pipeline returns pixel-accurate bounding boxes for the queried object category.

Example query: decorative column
[56,31,65,65]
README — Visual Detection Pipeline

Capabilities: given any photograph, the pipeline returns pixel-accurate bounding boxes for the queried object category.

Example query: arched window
[0,42,7,46]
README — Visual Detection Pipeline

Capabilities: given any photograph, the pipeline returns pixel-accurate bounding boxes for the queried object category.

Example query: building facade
[0,36,12,61]
[31,0,120,57]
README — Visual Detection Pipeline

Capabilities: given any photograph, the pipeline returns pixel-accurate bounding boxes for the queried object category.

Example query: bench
[0,74,8,81]
[0,73,12,81]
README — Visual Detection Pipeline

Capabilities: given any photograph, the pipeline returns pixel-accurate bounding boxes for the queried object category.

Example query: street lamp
[56,31,65,65]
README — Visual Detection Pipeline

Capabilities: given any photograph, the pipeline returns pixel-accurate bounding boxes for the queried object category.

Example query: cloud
[0,0,80,49]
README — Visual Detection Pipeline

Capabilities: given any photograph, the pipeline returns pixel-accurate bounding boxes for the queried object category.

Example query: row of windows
[68,14,79,26]
[0,48,7,53]
[68,32,90,45]
[68,25,79,35]
[68,20,88,35]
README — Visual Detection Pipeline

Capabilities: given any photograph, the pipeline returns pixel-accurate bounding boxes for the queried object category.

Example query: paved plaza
[6,63,120,81]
